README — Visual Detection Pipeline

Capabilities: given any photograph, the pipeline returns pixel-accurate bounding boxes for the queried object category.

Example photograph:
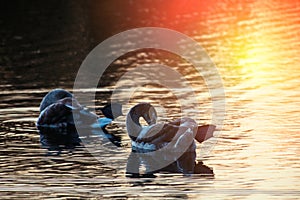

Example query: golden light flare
[236,36,277,68]
[199,0,300,80]
[235,3,297,69]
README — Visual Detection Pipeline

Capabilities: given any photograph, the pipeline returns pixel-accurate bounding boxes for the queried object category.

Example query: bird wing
[135,118,198,150]
[37,103,71,126]
[195,125,216,143]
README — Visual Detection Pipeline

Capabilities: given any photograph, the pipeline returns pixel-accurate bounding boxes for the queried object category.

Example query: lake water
[0,0,299,199]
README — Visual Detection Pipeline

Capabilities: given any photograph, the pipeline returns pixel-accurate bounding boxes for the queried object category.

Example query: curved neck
[126,110,142,141]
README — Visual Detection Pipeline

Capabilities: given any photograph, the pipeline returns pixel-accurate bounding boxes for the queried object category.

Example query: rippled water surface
[0,0,299,199]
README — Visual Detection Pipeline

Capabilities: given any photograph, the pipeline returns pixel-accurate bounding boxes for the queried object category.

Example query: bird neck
[126,110,143,141]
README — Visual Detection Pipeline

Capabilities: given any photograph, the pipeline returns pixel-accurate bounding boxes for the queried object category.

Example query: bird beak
[65,104,78,110]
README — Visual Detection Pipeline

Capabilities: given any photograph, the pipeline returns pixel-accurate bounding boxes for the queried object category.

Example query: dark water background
[0,0,299,199]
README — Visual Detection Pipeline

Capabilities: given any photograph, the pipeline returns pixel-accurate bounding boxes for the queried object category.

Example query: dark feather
[195,125,216,143]
[100,103,123,120]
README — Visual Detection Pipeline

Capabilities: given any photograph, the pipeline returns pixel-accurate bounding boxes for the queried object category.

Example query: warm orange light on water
[189,0,300,77]
[233,1,299,70]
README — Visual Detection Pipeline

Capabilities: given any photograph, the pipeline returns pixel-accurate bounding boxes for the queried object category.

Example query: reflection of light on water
[1,0,300,198]
[197,0,300,195]
[235,6,297,69]
[203,0,300,85]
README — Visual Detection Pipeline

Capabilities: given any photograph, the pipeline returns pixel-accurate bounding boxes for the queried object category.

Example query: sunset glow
[179,0,300,75]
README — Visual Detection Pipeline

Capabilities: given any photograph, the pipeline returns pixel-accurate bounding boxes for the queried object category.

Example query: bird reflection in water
[126,148,214,178]
[37,125,81,155]
[37,125,122,156]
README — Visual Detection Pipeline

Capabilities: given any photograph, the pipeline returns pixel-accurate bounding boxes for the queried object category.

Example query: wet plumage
[126,103,215,152]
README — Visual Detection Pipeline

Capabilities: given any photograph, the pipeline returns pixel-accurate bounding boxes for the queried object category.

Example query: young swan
[126,103,215,152]
[37,89,124,150]
[37,89,123,128]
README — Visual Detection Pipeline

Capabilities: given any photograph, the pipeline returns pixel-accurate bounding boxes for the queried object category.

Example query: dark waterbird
[125,102,215,177]
[126,102,216,152]
[36,89,123,153]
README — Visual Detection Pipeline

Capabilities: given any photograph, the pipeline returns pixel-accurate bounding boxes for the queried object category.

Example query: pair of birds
[37,89,215,152]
